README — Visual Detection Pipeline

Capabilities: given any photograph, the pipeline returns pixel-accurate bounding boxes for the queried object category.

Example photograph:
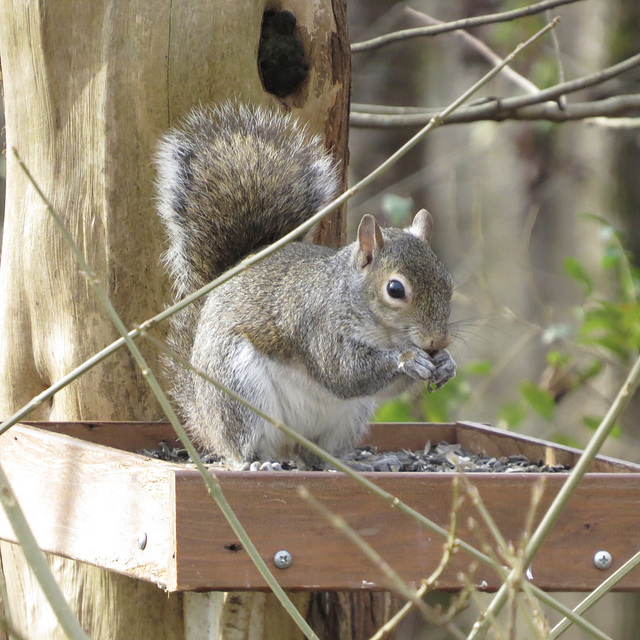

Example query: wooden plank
[0,425,175,587]
[4,422,640,592]
[171,469,640,592]
[456,421,640,472]
[20,421,181,452]
[364,422,458,451]
[21,421,640,472]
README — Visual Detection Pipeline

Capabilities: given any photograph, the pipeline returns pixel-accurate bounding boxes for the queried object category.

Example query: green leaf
[579,212,613,227]
[498,402,527,429]
[553,433,583,449]
[465,360,493,376]
[520,381,556,421]
[546,350,572,368]
[579,301,640,360]
[375,398,414,423]
[580,359,603,381]
[563,256,593,295]
[381,194,414,226]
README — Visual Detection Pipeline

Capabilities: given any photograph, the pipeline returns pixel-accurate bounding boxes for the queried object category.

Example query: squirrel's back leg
[185,334,287,463]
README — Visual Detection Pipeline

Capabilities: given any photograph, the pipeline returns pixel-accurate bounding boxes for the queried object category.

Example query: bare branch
[351,94,640,127]
[351,0,583,53]
[546,8,568,109]
[470,350,640,639]
[406,8,540,95]
[351,53,640,128]
[352,53,640,126]
[551,548,640,638]
[585,116,640,128]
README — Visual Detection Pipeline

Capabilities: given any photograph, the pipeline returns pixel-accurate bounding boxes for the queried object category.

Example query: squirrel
[155,103,456,466]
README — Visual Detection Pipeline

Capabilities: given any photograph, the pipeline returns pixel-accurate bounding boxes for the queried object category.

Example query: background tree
[348,0,640,637]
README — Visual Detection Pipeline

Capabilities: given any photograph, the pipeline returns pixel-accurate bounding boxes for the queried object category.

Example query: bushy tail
[155,103,340,301]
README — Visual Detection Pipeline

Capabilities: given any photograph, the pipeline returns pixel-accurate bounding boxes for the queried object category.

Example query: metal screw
[273,549,292,570]
[593,550,612,570]
[137,532,148,550]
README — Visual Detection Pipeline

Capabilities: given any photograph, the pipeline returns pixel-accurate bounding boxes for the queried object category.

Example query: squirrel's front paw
[428,349,457,391]
[398,349,437,381]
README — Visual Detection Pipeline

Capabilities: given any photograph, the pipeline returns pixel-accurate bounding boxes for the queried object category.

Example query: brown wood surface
[0,425,176,585]
[454,421,640,473]
[2,421,640,593]
[24,420,640,472]
[171,469,640,592]
[20,420,184,452]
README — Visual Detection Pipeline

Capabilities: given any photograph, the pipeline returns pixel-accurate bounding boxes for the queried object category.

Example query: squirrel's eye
[387,279,405,299]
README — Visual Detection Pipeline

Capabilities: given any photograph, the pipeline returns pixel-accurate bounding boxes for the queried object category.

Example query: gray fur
[155,103,456,464]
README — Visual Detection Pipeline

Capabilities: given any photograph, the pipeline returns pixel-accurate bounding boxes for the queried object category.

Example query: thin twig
[13,151,321,640]
[468,352,640,640]
[427,475,463,589]
[550,548,640,638]
[512,480,550,639]
[534,590,612,640]
[546,9,567,110]
[351,94,640,128]
[351,0,582,53]
[460,474,548,640]
[368,582,431,640]
[298,487,467,640]
[458,475,511,561]
[0,469,90,638]
[406,8,540,95]
[367,477,463,640]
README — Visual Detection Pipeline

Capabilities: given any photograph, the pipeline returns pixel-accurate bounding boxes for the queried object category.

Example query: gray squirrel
[155,103,456,466]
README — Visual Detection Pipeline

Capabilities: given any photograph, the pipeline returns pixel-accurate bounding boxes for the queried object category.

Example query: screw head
[593,550,612,570]
[273,549,292,570]
[137,532,148,550]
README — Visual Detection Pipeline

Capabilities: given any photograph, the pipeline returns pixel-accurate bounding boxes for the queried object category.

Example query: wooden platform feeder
[1,421,639,593]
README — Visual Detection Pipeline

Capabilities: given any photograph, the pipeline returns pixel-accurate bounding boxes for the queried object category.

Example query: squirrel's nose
[428,331,450,351]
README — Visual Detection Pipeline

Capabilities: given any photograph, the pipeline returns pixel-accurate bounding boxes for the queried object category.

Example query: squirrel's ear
[356,214,384,269]
[409,209,433,243]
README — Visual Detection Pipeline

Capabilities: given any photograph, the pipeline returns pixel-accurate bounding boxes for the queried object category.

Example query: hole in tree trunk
[258,10,309,98]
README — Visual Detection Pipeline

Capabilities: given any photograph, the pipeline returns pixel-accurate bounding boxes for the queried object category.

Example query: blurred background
[349,0,640,458]
[347,1,640,637]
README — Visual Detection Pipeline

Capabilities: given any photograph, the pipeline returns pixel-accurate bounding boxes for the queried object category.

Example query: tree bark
[0,1,351,638]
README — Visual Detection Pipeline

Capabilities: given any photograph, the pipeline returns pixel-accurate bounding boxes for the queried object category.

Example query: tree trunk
[0,1,356,638]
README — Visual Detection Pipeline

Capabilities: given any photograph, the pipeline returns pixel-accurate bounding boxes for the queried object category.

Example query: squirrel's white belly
[234,341,374,459]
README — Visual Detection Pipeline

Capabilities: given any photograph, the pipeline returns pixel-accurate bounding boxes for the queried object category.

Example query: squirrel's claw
[429,349,457,390]
[399,347,456,390]
[398,349,437,381]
